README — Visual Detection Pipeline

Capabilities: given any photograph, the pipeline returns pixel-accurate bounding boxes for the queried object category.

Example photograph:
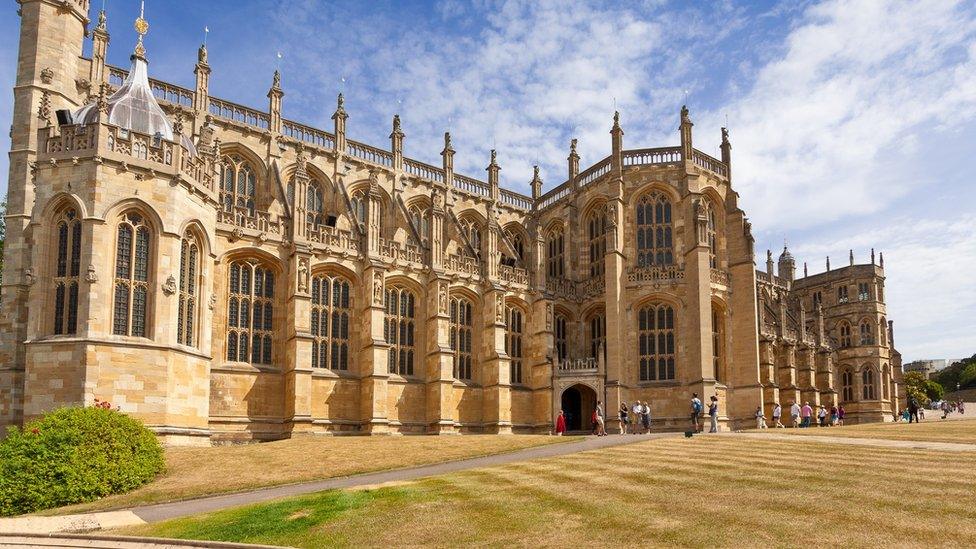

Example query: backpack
[692,400,702,414]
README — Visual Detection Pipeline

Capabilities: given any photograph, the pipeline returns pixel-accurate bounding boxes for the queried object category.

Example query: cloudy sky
[1,0,974,361]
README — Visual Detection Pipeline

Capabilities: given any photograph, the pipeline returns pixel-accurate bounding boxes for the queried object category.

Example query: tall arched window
[506,305,524,384]
[460,218,482,256]
[220,155,256,216]
[177,231,200,347]
[842,369,854,401]
[839,322,852,348]
[712,305,724,381]
[879,317,887,346]
[881,364,890,400]
[636,192,673,267]
[707,207,717,269]
[546,228,564,279]
[306,181,325,227]
[311,274,351,370]
[226,260,275,365]
[350,191,367,230]
[862,368,876,400]
[409,205,429,245]
[554,313,568,361]
[52,207,82,335]
[859,320,874,345]
[506,229,524,261]
[588,313,605,360]
[450,296,474,380]
[385,286,416,376]
[587,212,606,278]
[638,303,675,381]
[113,212,152,337]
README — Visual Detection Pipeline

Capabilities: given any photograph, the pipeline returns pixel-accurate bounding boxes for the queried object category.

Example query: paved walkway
[0,533,283,548]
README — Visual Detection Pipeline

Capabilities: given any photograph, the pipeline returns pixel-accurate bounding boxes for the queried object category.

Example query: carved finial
[133,0,149,59]
[721,126,730,144]
[393,114,401,133]
[612,110,620,129]
[849,249,854,266]
[272,69,281,90]
[337,92,344,109]
[803,262,808,277]
[871,248,876,264]
[570,138,578,154]
[767,249,772,262]
[826,256,831,271]
[533,165,540,180]
[198,44,208,64]
[681,104,691,124]
[490,148,497,165]
[879,252,884,267]
[443,131,454,152]
[96,9,107,32]
[173,110,184,135]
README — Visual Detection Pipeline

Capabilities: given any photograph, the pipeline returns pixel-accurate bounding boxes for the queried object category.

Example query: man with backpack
[691,393,703,433]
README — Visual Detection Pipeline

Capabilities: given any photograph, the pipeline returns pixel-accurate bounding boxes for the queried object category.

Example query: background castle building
[0,1,902,443]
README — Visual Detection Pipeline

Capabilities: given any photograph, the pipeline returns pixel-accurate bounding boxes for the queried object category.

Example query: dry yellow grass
[46,434,570,515]
[777,417,976,444]
[123,434,976,547]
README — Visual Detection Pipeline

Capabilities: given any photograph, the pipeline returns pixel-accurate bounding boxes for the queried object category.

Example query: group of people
[751,400,846,429]
[939,399,966,419]
[617,401,653,434]
[900,396,966,422]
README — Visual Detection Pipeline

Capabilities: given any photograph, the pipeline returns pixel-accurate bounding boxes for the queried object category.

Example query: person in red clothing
[555,410,567,436]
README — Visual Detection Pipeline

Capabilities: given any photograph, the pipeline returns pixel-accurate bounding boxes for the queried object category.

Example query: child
[755,406,767,429]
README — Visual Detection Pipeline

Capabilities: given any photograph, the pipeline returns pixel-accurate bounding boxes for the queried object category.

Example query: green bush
[0,404,165,516]
[923,380,945,402]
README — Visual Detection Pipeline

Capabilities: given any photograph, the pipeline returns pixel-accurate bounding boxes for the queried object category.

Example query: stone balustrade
[498,265,529,286]
[379,238,424,265]
[556,357,599,374]
[346,140,394,168]
[218,205,285,236]
[445,254,480,277]
[307,224,360,254]
[627,265,685,283]
[710,268,730,286]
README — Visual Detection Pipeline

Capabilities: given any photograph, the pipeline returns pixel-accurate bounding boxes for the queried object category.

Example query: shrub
[0,404,165,516]
[923,380,945,402]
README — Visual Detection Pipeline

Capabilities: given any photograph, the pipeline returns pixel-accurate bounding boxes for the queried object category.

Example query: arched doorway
[560,384,598,433]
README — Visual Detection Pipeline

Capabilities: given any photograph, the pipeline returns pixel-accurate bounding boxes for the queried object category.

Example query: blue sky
[1,0,974,361]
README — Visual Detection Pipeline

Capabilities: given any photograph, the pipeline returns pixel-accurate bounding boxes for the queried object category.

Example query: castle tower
[778,245,795,285]
[0,0,89,433]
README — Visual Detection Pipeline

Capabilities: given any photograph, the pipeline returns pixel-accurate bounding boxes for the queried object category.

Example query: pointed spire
[568,138,580,188]
[441,131,455,174]
[332,93,347,152]
[610,111,624,172]
[390,114,403,138]
[879,252,884,268]
[332,92,347,121]
[804,262,808,277]
[530,165,543,200]
[487,149,500,201]
[849,249,854,266]
[271,70,282,92]
[826,256,831,271]
[612,110,621,131]
[871,248,876,265]
[680,105,693,160]
[720,126,732,180]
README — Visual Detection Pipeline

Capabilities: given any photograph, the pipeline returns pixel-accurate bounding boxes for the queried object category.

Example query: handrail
[403,158,445,183]
[453,174,491,197]
[346,139,393,167]
[282,119,335,150]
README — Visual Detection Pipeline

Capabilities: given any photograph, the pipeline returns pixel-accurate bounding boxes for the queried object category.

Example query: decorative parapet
[347,140,394,168]
[622,147,682,167]
[209,97,270,130]
[307,225,360,255]
[710,268,730,286]
[379,238,424,266]
[556,358,599,375]
[545,277,580,300]
[500,189,532,210]
[579,276,605,299]
[498,265,529,286]
[403,159,445,183]
[218,205,286,237]
[45,124,94,154]
[627,265,684,284]
[282,120,335,149]
[445,253,480,278]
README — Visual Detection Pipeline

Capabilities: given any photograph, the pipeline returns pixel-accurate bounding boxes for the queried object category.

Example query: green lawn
[120,434,976,547]
[780,416,976,444]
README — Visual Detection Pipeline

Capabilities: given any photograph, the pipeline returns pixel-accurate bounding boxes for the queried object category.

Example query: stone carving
[86,264,97,284]
[546,303,553,331]
[297,258,309,294]
[209,294,217,311]
[372,271,384,305]
[23,268,35,286]
[438,281,448,314]
[37,91,51,124]
[162,275,177,295]
[495,293,505,323]
[40,67,54,84]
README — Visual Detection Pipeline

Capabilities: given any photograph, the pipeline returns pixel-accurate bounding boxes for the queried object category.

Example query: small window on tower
[858,282,870,301]
[837,286,849,304]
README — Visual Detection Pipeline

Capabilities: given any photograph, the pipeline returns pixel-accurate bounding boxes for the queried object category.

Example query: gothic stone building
[0,1,902,444]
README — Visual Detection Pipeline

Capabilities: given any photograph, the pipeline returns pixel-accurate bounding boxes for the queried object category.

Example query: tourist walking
[632,401,643,434]
[618,402,628,435]
[942,400,951,420]
[595,401,606,436]
[691,393,703,433]
[830,405,838,426]
[838,405,846,426]
[555,410,566,435]
[790,400,801,428]
[801,401,813,428]
[908,396,920,424]
[642,401,651,433]
[755,406,767,429]
[708,396,719,433]
[772,402,784,428]
[817,405,828,427]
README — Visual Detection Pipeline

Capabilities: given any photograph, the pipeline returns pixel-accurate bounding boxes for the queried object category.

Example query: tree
[902,371,931,405]
[923,380,945,402]
[936,355,976,392]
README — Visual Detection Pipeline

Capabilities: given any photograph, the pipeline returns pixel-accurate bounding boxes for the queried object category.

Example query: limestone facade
[0,1,901,443]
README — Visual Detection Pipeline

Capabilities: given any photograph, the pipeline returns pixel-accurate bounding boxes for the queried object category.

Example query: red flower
[30,428,39,435]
